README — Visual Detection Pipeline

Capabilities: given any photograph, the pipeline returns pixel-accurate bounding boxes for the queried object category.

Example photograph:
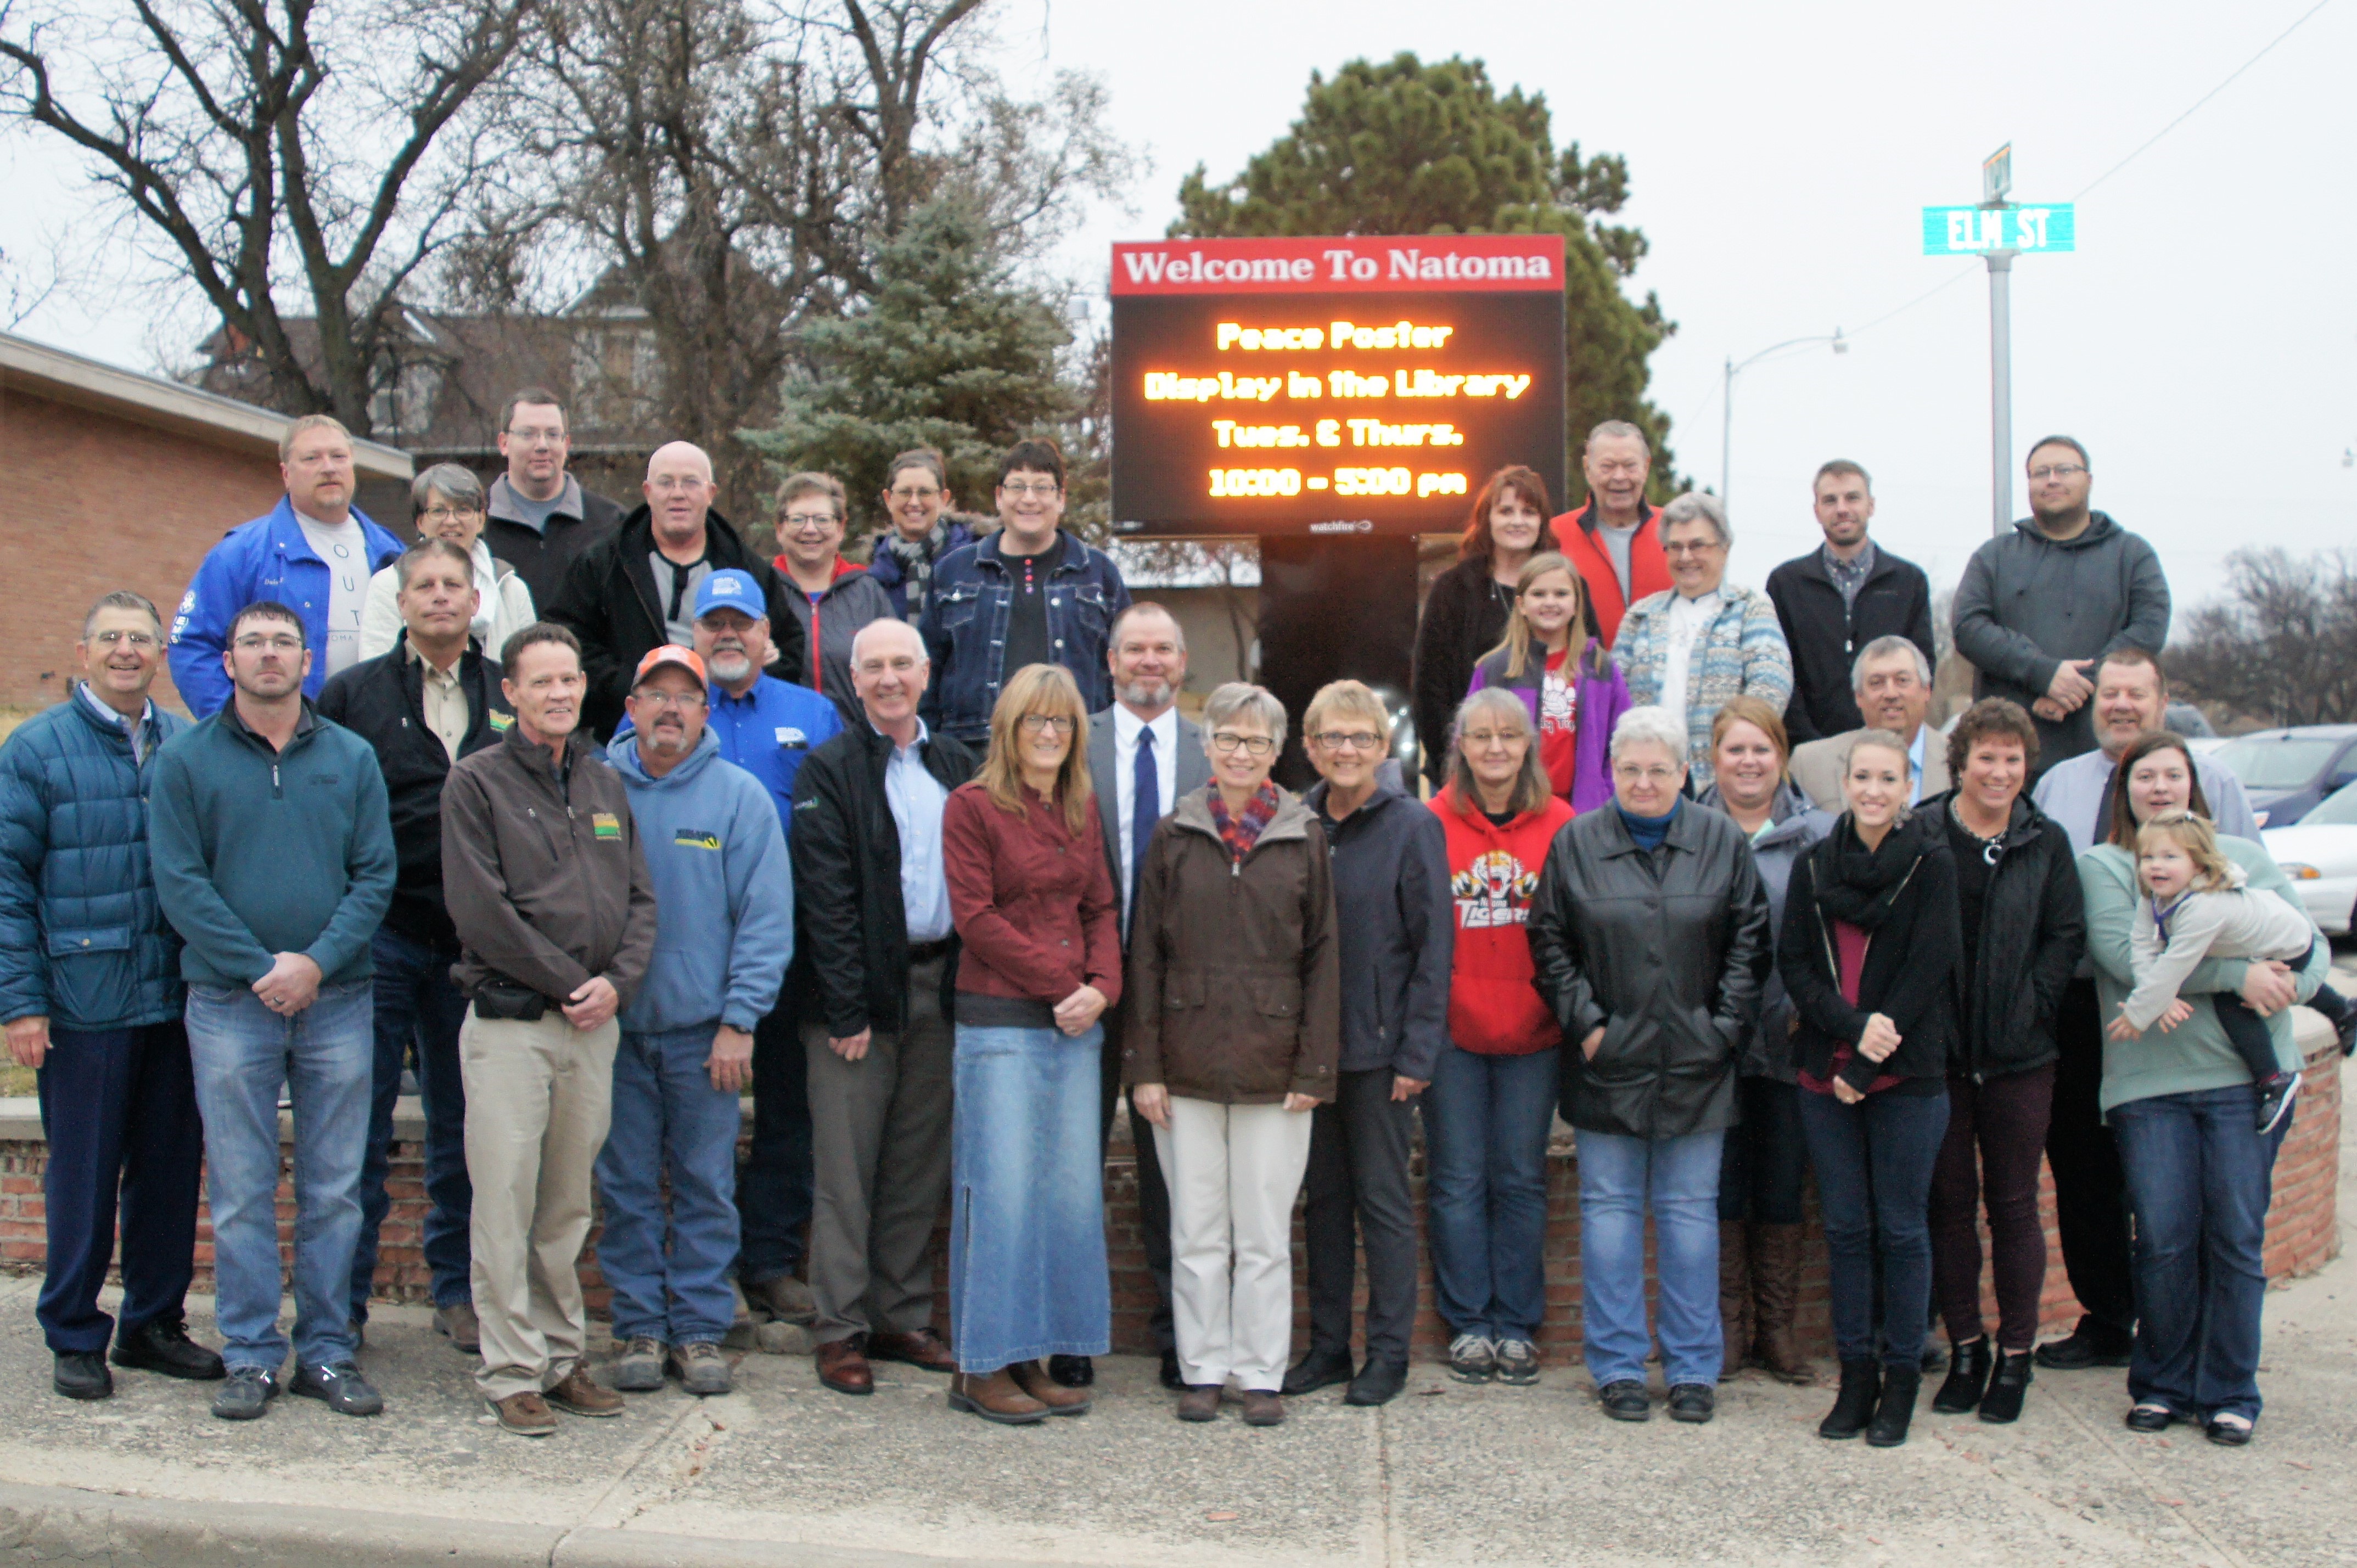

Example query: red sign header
[1111,234,1567,296]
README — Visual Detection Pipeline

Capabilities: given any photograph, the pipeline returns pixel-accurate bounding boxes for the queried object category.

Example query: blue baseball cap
[693,568,766,622]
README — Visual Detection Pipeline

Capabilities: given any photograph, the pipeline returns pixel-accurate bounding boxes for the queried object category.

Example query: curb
[0,1482,1110,1567]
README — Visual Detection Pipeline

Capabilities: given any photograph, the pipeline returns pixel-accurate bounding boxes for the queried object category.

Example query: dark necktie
[1132,726,1159,917]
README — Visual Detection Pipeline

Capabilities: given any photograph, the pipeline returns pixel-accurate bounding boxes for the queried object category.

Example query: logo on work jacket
[592,812,622,840]
[675,829,723,850]
[489,711,513,732]
[1452,850,1538,930]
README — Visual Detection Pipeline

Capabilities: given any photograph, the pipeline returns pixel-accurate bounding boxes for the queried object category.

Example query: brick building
[0,331,413,713]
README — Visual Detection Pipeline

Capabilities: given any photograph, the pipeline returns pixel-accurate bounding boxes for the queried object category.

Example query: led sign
[1110,235,1567,536]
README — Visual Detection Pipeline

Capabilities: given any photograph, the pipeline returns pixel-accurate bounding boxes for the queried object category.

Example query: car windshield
[2214,737,2342,791]
[2305,781,2357,827]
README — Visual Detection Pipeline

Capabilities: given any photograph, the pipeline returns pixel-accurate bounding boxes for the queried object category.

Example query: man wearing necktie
[1071,603,1209,1393]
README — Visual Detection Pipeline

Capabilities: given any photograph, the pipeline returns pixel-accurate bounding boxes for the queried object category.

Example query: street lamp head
[1832,329,1849,355]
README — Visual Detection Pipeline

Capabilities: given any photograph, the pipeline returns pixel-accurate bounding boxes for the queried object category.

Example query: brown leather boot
[1751,1222,1814,1385]
[1719,1222,1752,1376]
[947,1368,1048,1425]
[545,1365,624,1417]
[1007,1359,1091,1416]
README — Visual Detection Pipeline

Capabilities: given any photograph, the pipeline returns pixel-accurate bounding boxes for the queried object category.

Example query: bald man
[546,442,809,738]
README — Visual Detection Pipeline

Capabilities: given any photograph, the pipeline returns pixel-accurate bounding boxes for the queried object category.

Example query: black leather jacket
[1527,802,1772,1139]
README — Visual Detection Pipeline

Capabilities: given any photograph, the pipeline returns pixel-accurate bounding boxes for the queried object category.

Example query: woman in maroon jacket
[940,665,1123,1425]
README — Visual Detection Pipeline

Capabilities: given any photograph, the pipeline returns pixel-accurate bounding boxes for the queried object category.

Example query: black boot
[1931,1335,1991,1415]
[1978,1351,2033,1424]
[1817,1358,1881,1440]
[1866,1364,1922,1447]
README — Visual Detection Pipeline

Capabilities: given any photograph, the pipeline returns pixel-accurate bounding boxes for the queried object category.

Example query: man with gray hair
[1787,635,1948,810]
[1765,461,1937,745]
[546,440,806,739]
[1552,419,1670,645]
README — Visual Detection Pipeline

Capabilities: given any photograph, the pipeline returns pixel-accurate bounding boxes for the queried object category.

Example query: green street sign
[1922,205,2075,256]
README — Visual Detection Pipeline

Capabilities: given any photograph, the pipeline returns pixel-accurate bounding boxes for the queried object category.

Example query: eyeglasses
[1662,539,1724,557]
[506,426,565,446]
[88,630,159,650]
[1310,730,1380,752]
[781,511,839,530]
[1210,732,1275,756]
[2028,463,2087,481]
[233,634,304,653]
[889,485,942,502]
[1000,480,1060,499]
[420,505,482,524]
[1017,714,1076,735]
[633,690,707,711]
[1614,763,1681,783]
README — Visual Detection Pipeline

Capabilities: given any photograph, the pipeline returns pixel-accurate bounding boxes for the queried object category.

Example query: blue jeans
[737,1000,811,1286]
[1422,1043,1559,1341]
[1576,1127,1726,1387]
[948,1022,1109,1370]
[594,1025,744,1345]
[185,980,373,1371]
[36,1021,204,1353]
[351,928,472,1317]
[2111,1085,2288,1423]
[1798,1087,1950,1368]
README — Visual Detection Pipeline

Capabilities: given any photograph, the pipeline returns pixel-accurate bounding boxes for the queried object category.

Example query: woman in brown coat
[1126,682,1340,1428]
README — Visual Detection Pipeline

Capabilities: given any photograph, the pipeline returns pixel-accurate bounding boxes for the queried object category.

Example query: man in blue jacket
[686,569,839,1329]
[166,415,405,717]
[0,591,223,1402]
[600,645,793,1399]
[150,601,397,1422]
[918,438,1130,744]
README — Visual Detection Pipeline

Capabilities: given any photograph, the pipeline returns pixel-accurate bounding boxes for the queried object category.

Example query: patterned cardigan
[1612,582,1794,790]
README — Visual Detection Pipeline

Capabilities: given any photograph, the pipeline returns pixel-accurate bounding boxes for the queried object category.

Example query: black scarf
[1811,810,1931,931]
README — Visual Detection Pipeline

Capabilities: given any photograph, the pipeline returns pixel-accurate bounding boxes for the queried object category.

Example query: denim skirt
[948,1021,1110,1371]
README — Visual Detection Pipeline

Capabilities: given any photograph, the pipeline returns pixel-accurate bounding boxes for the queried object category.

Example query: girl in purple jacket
[1466,553,1631,814]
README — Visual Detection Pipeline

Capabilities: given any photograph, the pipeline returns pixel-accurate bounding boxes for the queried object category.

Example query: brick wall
[0,391,293,712]
[0,1027,2338,1362]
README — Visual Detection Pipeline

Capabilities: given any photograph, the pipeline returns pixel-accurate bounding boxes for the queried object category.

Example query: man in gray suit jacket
[1052,602,1209,1395]
[1787,636,1949,810]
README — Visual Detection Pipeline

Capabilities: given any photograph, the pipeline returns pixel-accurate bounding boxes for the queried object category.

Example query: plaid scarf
[1205,781,1281,864]
[876,524,948,617]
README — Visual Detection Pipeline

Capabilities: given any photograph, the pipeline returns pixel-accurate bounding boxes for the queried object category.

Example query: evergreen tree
[747,199,1075,543]
[1173,53,1679,499]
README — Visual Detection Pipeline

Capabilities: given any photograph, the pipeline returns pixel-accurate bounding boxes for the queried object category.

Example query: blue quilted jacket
[0,690,189,1030]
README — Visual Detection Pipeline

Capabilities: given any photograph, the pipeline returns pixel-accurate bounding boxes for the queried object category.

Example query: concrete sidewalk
[4,1107,2354,1566]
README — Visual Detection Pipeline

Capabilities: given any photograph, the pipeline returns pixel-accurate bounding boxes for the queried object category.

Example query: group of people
[2,397,2344,1452]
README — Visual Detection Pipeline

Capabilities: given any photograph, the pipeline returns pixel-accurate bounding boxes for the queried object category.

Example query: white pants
[1153,1097,1315,1392]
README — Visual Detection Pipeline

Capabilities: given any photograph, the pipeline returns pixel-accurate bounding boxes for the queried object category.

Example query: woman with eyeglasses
[1282,681,1453,1409]
[1127,682,1340,1428]
[939,664,1123,1424]
[1611,492,1793,789]
[864,447,978,621]
[771,471,897,727]
[359,463,537,660]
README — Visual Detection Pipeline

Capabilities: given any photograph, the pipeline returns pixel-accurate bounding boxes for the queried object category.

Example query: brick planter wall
[0,1017,2339,1363]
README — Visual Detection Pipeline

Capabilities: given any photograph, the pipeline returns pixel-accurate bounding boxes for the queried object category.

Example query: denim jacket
[917,529,1130,742]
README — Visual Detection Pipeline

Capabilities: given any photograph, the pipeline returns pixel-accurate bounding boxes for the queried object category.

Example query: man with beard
[1068,603,1209,1392]
[685,570,841,1330]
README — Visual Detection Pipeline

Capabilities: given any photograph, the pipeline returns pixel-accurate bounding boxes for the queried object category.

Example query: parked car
[2211,724,2357,828]
[2264,779,2357,936]
[2165,701,2216,739]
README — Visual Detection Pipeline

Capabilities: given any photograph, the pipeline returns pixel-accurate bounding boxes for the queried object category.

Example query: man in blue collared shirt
[671,570,842,1330]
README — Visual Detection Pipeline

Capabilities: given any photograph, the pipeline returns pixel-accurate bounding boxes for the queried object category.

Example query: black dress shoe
[2035,1318,2134,1370]
[53,1351,112,1401]
[2124,1402,2176,1433]
[1345,1358,1407,1407]
[1047,1354,1095,1388]
[2206,1413,2254,1447]
[1158,1350,1184,1392]
[111,1317,227,1381]
[1597,1380,1651,1422]
[1282,1346,1354,1397]
[1666,1383,1715,1424]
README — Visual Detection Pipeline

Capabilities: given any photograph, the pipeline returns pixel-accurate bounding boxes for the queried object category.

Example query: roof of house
[0,330,413,479]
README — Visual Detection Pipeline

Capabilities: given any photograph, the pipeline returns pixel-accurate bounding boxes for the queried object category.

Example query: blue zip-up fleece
[607,728,793,1034]
[0,692,189,1030]
[166,497,406,717]
[148,704,396,988]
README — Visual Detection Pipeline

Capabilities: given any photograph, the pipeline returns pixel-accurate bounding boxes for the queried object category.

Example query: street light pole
[1720,333,1847,512]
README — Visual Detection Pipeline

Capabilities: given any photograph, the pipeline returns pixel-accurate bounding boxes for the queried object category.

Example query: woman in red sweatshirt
[1426,687,1575,1387]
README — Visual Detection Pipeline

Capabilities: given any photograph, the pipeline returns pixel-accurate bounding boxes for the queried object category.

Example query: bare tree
[2171,548,2357,727]
[1,0,535,434]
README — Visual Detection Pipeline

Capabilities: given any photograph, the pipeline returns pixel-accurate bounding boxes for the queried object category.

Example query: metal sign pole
[1986,249,2014,538]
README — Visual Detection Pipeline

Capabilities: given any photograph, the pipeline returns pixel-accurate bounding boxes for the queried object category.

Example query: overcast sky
[7,0,2352,615]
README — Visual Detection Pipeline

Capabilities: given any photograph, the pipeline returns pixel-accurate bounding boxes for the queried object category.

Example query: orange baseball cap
[633,644,707,685]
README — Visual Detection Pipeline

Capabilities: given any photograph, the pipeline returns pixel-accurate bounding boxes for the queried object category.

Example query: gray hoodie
[1951,512,2169,765]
